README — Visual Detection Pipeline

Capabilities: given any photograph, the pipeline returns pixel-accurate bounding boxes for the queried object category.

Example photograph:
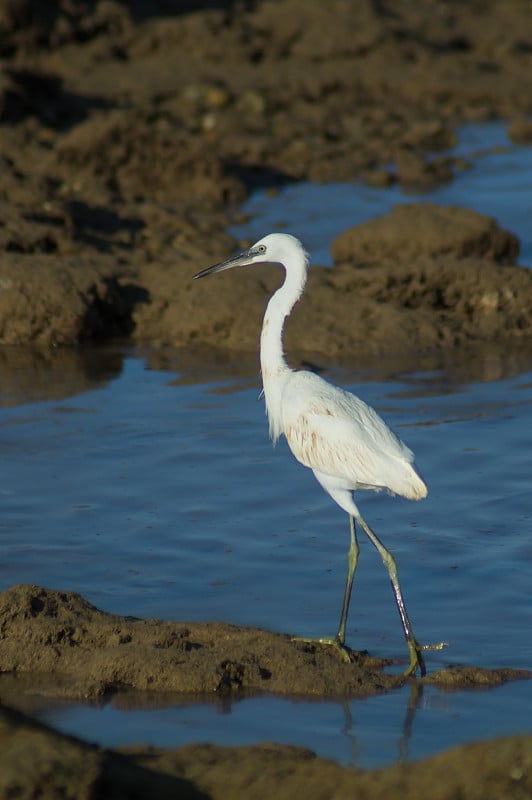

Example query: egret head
[193,233,308,280]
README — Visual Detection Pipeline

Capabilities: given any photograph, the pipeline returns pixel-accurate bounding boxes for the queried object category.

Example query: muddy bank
[1,2,532,351]
[1,700,531,800]
[0,585,529,702]
[2,199,532,355]
[1,584,531,796]
[184,205,532,357]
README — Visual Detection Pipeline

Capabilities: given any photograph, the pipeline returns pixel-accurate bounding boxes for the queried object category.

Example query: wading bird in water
[194,233,442,677]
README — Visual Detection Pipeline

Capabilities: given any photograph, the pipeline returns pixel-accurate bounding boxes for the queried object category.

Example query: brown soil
[2,2,532,795]
[0,1,532,354]
[0,701,531,800]
[2,584,529,700]
[0,700,531,800]
[0,584,531,799]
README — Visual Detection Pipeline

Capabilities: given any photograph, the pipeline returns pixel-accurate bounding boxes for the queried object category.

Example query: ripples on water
[0,122,531,767]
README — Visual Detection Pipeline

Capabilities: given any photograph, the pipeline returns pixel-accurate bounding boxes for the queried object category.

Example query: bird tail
[400,465,428,500]
[383,458,427,500]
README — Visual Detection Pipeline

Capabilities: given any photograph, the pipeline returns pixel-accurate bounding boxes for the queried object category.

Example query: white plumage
[281,371,427,501]
[194,232,439,677]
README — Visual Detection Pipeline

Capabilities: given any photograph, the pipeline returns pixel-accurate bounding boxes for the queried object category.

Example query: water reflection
[2,669,529,769]
[1,340,532,410]
[0,345,125,407]
[0,674,456,768]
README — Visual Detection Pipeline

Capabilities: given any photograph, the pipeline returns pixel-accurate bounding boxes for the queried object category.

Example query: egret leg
[356,514,426,678]
[336,515,359,645]
[292,515,359,663]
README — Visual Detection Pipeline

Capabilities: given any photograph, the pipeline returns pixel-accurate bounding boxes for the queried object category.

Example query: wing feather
[282,372,426,499]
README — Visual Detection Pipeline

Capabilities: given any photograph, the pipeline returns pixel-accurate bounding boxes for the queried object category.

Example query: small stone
[508,117,532,144]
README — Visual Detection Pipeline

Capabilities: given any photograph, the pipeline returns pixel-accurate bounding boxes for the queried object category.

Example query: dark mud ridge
[0,703,530,800]
[0,584,531,799]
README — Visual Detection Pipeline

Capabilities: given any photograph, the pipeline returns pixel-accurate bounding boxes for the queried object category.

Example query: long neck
[260,251,308,441]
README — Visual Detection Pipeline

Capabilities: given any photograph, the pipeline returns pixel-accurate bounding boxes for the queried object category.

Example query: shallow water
[1,344,532,766]
[1,122,532,767]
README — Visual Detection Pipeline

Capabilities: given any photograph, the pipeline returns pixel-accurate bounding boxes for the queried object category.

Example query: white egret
[194,232,439,677]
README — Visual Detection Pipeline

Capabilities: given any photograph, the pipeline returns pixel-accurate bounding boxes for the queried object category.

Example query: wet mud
[2,584,529,701]
[0,583,531,799]
[1,584,532,799]
[1,1,532,354]
[2,2,532,795]
[0,585,531,797]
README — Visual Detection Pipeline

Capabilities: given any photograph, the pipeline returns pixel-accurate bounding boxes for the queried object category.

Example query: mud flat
[1,1,532,353]
[1,584,532,799]
[1,584,529,699]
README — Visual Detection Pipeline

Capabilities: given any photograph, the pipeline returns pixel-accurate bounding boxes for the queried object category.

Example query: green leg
[356,514,426,677]
[336,515,359,645]
[293,515,359,662]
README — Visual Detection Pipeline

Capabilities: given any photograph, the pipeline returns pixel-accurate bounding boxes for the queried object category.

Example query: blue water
[1,347,532,766]
[41,681,532,768]
[1,122,532,768]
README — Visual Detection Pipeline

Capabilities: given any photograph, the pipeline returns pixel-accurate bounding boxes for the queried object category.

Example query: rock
[507,117,532,144]
[331,204,520,266]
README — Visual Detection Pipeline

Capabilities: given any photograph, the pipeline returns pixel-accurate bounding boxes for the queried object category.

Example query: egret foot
[404,639,447,677]
[404,639,426,678]
[292,635,353,663]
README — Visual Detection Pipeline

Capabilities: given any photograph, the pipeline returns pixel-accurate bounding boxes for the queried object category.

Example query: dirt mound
[0,2,532,349]
[170,205,532,357]
[55,110,246,206]
[0,585,529,701]
[0,254,148,345]
[0,583,404,699]
[331,204,520,266]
